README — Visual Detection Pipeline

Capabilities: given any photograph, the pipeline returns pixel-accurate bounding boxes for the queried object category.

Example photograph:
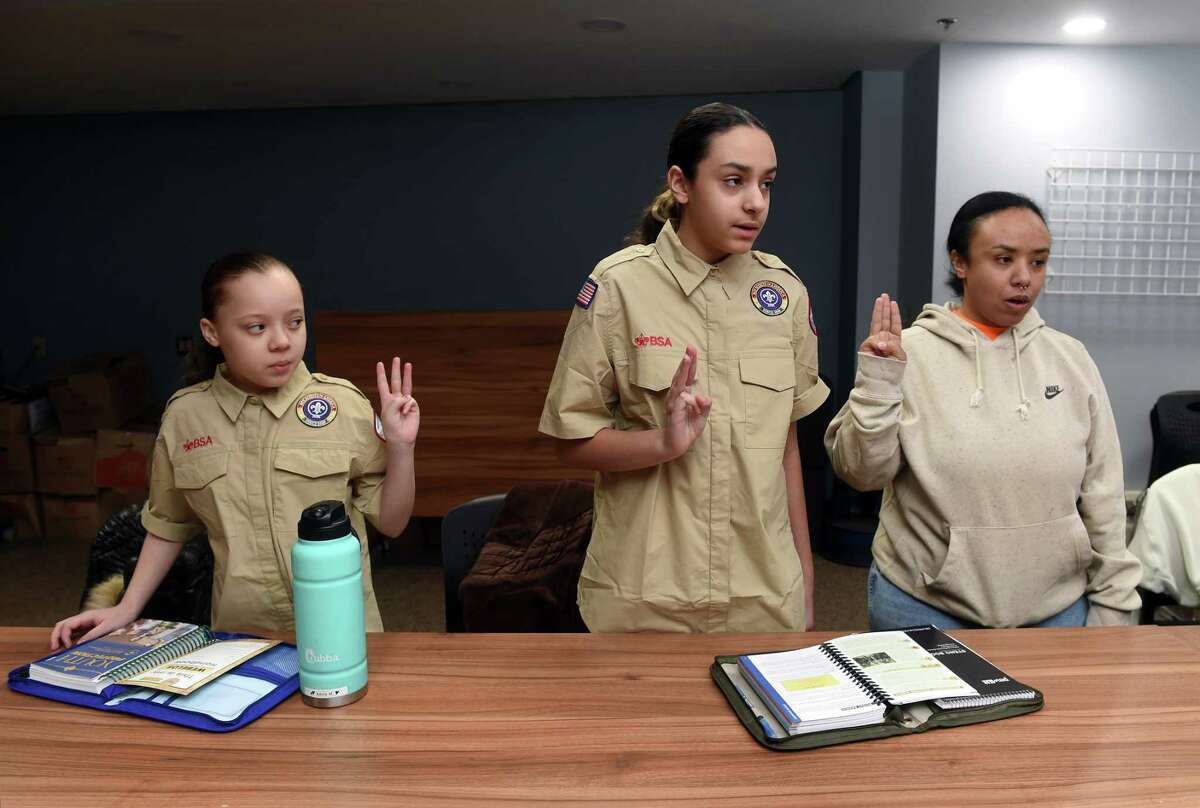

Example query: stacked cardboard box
[1,353,159,541]
[0,390,51,540]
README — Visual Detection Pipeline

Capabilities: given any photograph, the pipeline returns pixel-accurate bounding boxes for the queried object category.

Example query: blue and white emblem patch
[750,280,789,317]
[296,393,338,428]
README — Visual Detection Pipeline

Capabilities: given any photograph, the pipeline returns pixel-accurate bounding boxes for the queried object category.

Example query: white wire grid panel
[1046,148,1200,297]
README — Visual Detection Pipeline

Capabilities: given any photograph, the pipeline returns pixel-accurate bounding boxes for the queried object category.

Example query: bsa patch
[575,278,599,309]
[296,393,338,428]
[808,299,818,336]
[750,280,789,317]
[633,334,673,348]
[375,412,387,441]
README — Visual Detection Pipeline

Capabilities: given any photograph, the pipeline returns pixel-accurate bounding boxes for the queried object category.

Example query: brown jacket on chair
[459,481,592,632]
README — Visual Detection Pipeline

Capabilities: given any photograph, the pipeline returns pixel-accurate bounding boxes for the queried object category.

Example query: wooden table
[3,626,1199,807]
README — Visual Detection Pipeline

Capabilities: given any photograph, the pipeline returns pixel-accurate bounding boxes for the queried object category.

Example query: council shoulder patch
[808,299,818,336]
[750,279,789,317]
[296,393,338,428]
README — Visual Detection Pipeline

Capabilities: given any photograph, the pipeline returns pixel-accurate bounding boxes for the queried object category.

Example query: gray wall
[897,48,941,326]
[837,70,904,402]
[934,44,1200,487]
[853,72,905,345]
[0,91,843,404]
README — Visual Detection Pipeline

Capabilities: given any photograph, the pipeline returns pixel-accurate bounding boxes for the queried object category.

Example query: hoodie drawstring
[1013,330,1031,421]
[969,331,984,408]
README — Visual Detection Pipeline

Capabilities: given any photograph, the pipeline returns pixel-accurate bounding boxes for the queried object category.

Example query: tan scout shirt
[142,362,386,633]
[540,221,830,633]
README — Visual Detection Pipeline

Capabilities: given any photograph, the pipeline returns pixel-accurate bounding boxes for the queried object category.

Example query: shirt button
[248,396,260,405]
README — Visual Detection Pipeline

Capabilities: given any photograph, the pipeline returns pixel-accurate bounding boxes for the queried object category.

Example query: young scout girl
[50,252,418,647]
[825,192,1141,630]
[540,102,830,633]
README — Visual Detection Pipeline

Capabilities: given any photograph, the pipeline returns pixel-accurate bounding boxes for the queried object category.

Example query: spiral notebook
[734,626,1029,737]
[30,619,275,696]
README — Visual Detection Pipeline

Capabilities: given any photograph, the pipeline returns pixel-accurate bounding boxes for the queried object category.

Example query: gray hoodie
[825,303,1141,627]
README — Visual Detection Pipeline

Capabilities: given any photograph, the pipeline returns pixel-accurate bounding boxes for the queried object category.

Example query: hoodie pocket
[922,512,1091,627]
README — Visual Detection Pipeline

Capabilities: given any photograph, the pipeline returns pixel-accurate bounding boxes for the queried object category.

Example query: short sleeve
[141,433,204,543]
[790,284,830,420]
[538,276,618,439]
[347,398,389,528]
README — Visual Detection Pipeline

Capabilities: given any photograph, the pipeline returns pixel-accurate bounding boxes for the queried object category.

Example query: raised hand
[661,344,712,460]
[375,357,420,445]
[860,293,906,361]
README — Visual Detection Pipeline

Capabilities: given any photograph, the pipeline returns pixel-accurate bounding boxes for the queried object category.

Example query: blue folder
[7,633,299,732]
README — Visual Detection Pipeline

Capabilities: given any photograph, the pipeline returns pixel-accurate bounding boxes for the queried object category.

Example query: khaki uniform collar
[654,219,757,296]
[211,361,313,422]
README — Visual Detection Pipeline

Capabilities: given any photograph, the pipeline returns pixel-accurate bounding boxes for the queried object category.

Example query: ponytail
[625,186,680,246]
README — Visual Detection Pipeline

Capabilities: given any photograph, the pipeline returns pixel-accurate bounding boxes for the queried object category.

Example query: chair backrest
[1149,391,1200,487]
[440,494,506,632]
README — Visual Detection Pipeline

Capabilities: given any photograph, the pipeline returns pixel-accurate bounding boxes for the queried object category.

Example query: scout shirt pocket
[614,351,679,430]
[922,512,1092,627]
[171,450,232,528]
[271,447,352,530]
[739,352,796,449]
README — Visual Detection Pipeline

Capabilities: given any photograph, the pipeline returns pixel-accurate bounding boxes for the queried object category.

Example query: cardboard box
[47,353,150,434]
[35,433,98,496]
[0,432,36,493]
[99,488,147,522]
[0,392,53,434]
[41,495,103,541]
[95,428,156,490]
[0,493,42,539]
[40,490,147,542]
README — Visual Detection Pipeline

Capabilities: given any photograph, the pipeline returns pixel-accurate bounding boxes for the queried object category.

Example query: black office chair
[1148,391,1200,487]
[81,503,214,626]
[440,494,506,632]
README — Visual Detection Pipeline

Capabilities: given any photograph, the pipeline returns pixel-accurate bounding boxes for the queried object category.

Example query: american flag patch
[575,278,599,309]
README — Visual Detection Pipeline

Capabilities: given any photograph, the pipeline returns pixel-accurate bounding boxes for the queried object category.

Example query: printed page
[744,646,882,722]
[828,632,978,704]
[117,639,278,695]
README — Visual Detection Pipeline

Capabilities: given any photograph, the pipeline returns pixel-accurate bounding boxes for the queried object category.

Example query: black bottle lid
[297,500,354,541]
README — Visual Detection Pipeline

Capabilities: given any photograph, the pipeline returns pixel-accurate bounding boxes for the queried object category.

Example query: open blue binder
[7,633,299,732]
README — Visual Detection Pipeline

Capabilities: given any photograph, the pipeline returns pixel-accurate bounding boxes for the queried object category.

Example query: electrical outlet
[176,335,195,356]
[32,336,47,357]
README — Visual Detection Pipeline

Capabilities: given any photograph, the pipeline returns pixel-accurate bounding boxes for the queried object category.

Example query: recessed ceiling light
[580,19,627,33]
[1062,16,1107,36]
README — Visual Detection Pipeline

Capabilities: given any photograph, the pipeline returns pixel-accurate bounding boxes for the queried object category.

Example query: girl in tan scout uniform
[540,103,829,633]
[51,252,418,647]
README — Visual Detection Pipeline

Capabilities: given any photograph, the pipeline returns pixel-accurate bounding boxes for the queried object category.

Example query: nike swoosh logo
[1045,389,1062,399]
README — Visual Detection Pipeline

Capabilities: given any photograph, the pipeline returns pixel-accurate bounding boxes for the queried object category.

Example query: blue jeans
[867,562,1088,630]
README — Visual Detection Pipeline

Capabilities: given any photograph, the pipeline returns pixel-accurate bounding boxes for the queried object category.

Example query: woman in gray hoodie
[825,191,1142,629]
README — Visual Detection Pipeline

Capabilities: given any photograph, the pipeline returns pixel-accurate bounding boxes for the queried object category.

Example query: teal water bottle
[292,500,368,708]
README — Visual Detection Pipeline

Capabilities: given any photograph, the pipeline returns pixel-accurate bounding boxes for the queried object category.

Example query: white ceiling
[2,0,1199,115]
